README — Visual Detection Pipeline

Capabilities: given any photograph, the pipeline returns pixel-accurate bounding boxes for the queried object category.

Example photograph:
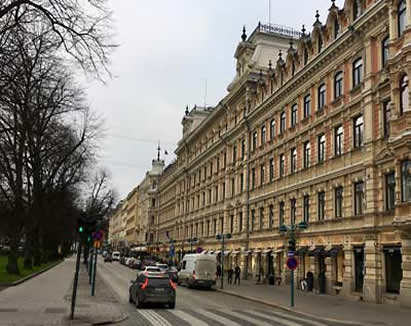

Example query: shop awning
[263,249,272,254]
[223,250,231,256]
[241,250,251,255]
[214,250,221,254]
[383,246,401,253]
[325,247,342,257]
[295,247,309,256]
[208,250,214,254]
[252,249,262,254]
[274,248,284,253]
[308,246,325,257]
[201,250,208,254]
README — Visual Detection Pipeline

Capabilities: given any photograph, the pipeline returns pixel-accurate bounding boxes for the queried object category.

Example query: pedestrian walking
[217,264,221,279]
[234,265,241,285]
[227,267,234,284]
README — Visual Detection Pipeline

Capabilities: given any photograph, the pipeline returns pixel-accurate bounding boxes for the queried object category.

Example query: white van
[177,254,217,289]
[112,251,120,261]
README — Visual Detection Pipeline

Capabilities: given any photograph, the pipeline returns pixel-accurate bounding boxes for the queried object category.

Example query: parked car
[178,253,217,289]
[155,263,169,273]
[129,272,176,308]
[142,266,163,274]
[112,251,120,261]
[168,266,178,282]
[104,254,112,262]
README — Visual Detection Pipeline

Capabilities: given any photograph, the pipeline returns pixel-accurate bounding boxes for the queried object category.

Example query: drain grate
[0,308,18,312]
[44,307,67,313]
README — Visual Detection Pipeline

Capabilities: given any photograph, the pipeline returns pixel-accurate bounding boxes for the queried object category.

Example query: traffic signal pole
[70,239,82,320]
[91,247,97,296]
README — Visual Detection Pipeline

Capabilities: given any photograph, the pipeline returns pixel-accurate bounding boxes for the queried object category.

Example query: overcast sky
[86,0,343,199]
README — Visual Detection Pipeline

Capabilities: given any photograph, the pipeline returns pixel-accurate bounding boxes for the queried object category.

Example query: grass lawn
[0,255,60,283]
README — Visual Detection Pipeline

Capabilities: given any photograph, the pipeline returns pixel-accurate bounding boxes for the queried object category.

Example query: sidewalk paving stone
[216,279,411,326]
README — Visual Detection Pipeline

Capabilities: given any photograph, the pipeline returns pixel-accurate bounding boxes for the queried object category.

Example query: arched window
[334,71,344,98]
[334,18,340,39]
[353,57,363,88]
[400,74,409,114]
[353,0,361,21]
[398,0,407,37]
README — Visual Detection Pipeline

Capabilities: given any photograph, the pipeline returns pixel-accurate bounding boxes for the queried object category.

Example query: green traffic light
[78,226,84,233]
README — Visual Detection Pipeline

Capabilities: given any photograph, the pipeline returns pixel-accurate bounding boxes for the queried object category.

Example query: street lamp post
[279,221,308,308]
[216,233,232,290]
[187,237,198,253]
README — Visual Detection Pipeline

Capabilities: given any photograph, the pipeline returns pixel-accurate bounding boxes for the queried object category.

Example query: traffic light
[288,238,296,252]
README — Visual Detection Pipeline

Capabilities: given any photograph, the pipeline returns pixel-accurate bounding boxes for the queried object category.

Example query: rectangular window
[290,199,296,225]
[260,164,265,185]
[230,215,234,234]
[215,186,218,202]
[241,139,246,158]
[269,205,274,229]
[353,58,363,88]
[259,207,264,230]
[304,141,311,168]
[208,189,212,204]
[291,104,297,127]
[401,160,411,202]
[251,209,255,232]
[291,148,297,173]
[240,173,244,193]
[318,134,326,162]
[224,152,227,168]
[303,195,310,222]
[251,168,256,189]
[261,126,266,145]
[217,156,220,171]
[222,182,226,200]
[279,202,285,226]
[270,119,276,140]
[386,172,396,210]
[207,220,210,236]
[334,72,343,98]
[304,94,311,118]
[335,187,343,218]
[335,125,343,156]
[231,178,235,196]
[354,182,364,215]
[269,158,274,180]
[318,84,326,110]
[233,145,237,162]
[280,111,286,133]
[252,132,257,151]
[353,116,364,148]
[383,101,391,138]
[213,219,217,235]
[279,154,285,177]
[318,191,325,220]
[239,212,243,232]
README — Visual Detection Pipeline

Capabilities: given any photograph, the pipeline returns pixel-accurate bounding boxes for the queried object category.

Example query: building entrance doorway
[354,247,364,292]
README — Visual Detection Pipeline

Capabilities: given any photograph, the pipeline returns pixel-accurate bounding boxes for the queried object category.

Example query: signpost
[286,254,298,308]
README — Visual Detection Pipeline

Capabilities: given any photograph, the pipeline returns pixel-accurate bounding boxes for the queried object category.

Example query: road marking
[242,310,303,326]
[223,309,280,326]
[145,309,173,326]
[195,309,242,326]
[262,310,329,326]
[168,309,209,326]
[138,310,167,326]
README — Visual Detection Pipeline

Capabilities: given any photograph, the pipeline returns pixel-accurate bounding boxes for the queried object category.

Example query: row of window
[176,160,411,237]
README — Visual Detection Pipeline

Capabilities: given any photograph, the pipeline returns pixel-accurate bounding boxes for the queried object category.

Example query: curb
[0,259,64,288]
[216,288,368,326]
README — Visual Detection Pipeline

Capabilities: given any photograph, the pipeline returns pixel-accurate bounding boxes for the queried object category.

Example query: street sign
[286,257,298,270]
[92,230,103,241]
[169,245,175,257]
[288,251,295,257]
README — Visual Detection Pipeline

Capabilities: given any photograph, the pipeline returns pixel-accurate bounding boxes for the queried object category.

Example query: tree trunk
[6,238,20,275]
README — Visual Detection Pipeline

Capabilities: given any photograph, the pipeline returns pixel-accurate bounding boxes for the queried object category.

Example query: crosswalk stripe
[138,310,159,325]
[226,309,295,326]
[242,310,303,326]
[145,309,173,326]
[168,309,209,326]
[196,308,243,326]
[262,310,329,326]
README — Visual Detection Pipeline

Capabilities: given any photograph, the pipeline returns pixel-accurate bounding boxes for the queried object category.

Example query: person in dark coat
[217,264,221,279]
[234,265,241,285]
[227,267,234,284]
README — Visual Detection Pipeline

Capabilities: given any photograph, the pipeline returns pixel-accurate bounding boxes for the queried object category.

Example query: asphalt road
[98,260,356,326]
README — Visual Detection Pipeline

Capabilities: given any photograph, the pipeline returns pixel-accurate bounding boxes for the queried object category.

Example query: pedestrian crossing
[132,308,339,326]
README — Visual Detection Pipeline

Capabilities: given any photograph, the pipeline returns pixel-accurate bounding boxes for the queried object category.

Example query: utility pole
[216,233,232,289]
[70,239,82,320]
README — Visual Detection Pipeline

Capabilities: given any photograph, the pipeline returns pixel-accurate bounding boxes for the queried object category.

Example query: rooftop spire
[185,105,189,115]
[157,143,161,161]
[268,59,272,71]
[241,26,247,41]
[315,10,320,23]
[301,24,306,36]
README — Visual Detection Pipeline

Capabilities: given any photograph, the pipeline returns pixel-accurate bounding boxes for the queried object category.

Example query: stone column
[363,235,383,303]
[407,0,411,28]
[388,1,398,40]
[325,255,333,295]
[342,245,354,296]
[400,231,411,307]
[240,252,248,280]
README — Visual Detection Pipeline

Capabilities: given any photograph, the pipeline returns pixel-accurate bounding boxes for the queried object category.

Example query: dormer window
[334,19,340,39]
[353,0,361,21]
[318,36,323,53]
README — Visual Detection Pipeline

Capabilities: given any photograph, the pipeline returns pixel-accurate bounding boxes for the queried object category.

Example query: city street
[98,261,357,326]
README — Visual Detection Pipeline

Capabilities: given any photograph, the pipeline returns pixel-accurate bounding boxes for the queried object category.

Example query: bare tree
[0,0,115,78]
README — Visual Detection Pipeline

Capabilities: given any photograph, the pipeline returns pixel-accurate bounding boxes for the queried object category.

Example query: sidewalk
[0,257,127,326]
[216,279,410,326]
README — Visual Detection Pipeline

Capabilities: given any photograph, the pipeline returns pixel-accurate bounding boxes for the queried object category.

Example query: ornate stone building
[155,0,411,307]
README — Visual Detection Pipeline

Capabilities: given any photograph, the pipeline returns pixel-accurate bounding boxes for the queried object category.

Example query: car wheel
[169,302,175,309]
[135,296,143,309]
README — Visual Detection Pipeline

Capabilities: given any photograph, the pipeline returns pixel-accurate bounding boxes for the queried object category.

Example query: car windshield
[156,264,168,269]
[145,267,161,272]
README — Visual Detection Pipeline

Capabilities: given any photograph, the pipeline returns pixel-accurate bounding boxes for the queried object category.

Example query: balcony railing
[250,22,302,40]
